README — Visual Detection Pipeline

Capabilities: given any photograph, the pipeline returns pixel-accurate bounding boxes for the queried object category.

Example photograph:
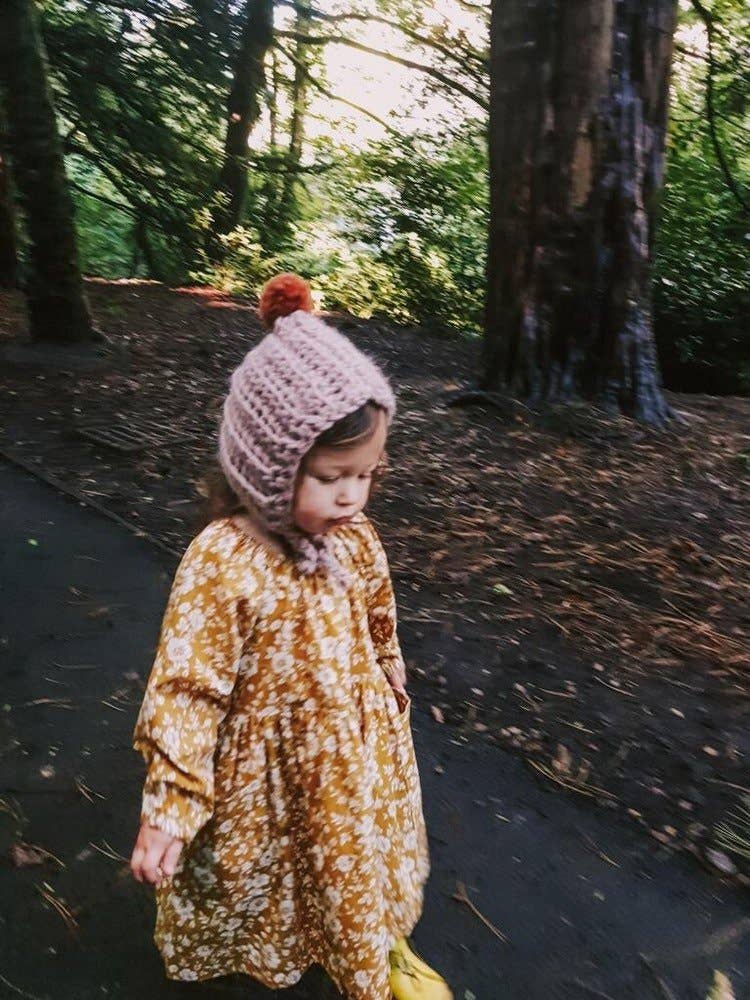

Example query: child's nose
[337,480,359,506]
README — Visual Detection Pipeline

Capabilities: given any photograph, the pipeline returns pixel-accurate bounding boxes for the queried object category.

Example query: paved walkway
[1,461,747,999]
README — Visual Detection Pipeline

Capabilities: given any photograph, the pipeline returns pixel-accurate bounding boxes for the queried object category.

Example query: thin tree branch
[453,0,490,14]
[276,0,487,75]
[275,42,403,137]
[88,71,213,162]
[69,178,137,216]
[66,135,186,239]
[674,40,750,75]
[675,41,712,64]
[246,149,336,174]
[275,30,489,110]
[674,98,750,145]
[689,0,750,214]
[79,0,193,27]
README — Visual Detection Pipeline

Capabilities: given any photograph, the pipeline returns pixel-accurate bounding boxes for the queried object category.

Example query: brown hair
[308,400,383,451]
[197,401,387,529]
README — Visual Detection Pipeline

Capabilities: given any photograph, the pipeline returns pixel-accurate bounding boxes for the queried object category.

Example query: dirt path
[1,281,748,866]
[1,461,747,999]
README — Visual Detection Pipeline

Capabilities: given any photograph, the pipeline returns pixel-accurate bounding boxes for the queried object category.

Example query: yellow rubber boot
[389,937,453,1000]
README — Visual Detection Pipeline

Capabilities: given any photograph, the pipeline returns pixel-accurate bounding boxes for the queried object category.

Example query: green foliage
[316,248,409,321]
[190,226,280,296]
[68,157,135,278]
[41,0,227,273]
[25,0,747,394]
[306,125,488,331]
[654,1,750,394]
[194,125,488,332]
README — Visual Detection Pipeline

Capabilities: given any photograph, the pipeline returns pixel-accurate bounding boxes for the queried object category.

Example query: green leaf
[493,583,513,596]
[27,539,39,547]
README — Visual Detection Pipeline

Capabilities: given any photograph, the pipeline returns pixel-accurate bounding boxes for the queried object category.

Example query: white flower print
[133,516,428,1000]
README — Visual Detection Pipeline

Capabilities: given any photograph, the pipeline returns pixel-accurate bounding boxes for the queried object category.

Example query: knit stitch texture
[218,308,395,584]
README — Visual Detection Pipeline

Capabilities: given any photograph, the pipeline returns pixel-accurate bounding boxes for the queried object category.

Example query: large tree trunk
[0,147,19,288]
[0,0,95,343]
[483,0,676,424]
[209,0,274,244]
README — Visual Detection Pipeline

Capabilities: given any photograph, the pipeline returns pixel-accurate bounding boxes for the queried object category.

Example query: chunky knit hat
[218,274,396,584]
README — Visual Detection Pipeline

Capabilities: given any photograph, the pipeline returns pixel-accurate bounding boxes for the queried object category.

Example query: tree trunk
[132,218,164,280]
[0,147,19,288]
[209,0,274,244]
[483,0,676,424]
[278,6,312,228]
[269,47,280,149]
[0,0,96,343]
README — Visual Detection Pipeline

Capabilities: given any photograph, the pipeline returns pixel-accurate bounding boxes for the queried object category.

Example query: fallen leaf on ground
[552,744,572,775]
[706,971,735,1000]
[10,842,46,868]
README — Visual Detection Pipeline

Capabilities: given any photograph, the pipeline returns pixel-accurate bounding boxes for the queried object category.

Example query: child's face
[293,410,387,535]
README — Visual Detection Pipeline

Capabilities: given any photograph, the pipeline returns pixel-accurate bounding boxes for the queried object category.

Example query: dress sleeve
[360,519,406,685]
[132,526,244,843]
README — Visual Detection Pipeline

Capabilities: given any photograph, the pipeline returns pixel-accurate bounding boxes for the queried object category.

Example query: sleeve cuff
[140,780,211,843]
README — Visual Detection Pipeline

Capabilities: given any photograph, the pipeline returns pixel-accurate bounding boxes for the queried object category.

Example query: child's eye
[316,475,339,485]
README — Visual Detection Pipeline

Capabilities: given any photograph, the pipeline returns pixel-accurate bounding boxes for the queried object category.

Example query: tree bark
[209,0,274,244]
[483,0,676,424]
[269,47,280,148]
[278,5,312,227]
[0,0,96,342]
[0,147,19,288]
[132,218,165,280]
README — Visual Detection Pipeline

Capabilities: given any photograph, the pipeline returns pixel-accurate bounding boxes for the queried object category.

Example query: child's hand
[387,660,407,696]
[130,822,184,885]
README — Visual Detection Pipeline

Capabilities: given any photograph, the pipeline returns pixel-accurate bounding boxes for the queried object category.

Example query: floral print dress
[133,514,429,999]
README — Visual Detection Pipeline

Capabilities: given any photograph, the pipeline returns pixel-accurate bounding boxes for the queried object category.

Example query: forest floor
[1,279,748,882]
[3,460,749,999]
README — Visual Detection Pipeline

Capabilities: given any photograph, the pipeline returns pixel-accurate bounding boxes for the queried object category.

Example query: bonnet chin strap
[290,531,351,592]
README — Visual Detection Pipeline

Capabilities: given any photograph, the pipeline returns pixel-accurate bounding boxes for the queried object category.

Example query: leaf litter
[0,280,748,870]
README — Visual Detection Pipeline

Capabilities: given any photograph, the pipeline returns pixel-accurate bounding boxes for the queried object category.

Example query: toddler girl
[130,274,451,999]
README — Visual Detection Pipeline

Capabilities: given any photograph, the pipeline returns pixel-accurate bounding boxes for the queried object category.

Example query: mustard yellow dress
[133,514,429,998]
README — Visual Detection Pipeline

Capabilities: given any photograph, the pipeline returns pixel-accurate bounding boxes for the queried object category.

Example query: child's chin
[295,516,351,535]
[295,519,331,535]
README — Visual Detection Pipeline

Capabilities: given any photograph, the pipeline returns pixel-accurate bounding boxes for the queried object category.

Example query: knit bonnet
[218,273,395,585]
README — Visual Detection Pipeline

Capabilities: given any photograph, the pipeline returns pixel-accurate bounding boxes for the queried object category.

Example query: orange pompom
[258,273,314,328]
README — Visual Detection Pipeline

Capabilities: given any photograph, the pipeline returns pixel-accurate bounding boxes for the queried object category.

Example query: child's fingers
[141,842,166,885]
[161,838,184,877]
[130,842,146,883]
[130,825,180,884]
[130,823,153,882]
[389,669,407,694]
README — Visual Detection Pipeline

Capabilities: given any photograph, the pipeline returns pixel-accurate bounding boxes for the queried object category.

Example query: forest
[1,3,750,997]
[1,0,748,406]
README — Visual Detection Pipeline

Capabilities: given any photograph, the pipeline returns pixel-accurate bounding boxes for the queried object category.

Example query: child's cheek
[292,482,322,533]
